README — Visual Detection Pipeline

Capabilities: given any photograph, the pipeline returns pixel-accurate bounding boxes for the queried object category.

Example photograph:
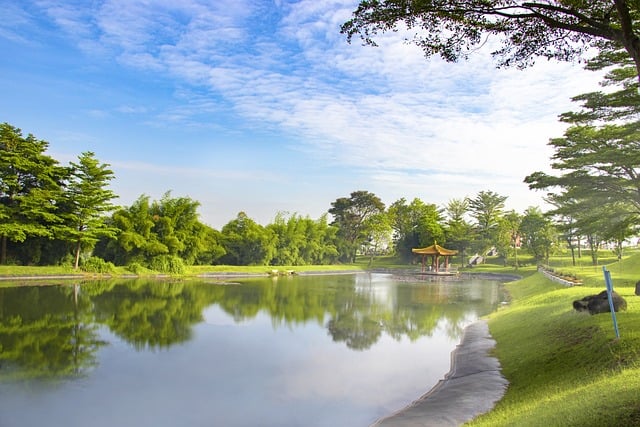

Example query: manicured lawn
[468,251,640,426]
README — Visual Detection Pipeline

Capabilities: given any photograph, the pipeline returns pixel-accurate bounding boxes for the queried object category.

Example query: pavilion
[412,242,459,274]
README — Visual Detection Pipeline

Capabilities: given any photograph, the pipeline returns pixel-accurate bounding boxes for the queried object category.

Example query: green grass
[467,250,640,426]
[0,262,365,278]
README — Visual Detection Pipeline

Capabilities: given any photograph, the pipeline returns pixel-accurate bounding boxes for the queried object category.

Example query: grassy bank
[468,253,640,426]
[0,262,365,278]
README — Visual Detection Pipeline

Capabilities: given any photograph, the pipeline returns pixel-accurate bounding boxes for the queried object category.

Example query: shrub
[81,256,116,274]
[126,262,146,274]
[148,255,186,274]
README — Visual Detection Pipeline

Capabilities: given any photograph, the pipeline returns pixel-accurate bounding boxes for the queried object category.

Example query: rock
[572,290,627,315]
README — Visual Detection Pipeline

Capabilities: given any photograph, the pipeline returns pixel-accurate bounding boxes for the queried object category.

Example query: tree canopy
[341,1,640,82]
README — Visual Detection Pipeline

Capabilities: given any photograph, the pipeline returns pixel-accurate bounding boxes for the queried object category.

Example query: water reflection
[0,273,504,427]
[1,274,502,381]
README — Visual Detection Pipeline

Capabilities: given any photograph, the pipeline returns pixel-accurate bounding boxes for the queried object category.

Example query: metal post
[602,266,620,339]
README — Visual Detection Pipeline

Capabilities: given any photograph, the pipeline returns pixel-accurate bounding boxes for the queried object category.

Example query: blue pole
[602,266,620,339]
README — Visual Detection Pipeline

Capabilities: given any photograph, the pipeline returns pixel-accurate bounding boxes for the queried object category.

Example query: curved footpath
[372,320,508,427]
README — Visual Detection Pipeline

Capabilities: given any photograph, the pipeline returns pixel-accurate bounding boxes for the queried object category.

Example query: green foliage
[329,190,385,263]
[341,1,640,81]
[219,212,276,265]
[148,255,186,275]
[266,212,338,266]
[80,256,116,274]
[61,152,119,270]
[388,197,444,261]
[0,122,66,264]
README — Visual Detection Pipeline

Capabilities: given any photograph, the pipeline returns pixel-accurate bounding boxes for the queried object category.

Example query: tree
[467,190,507,255]
[329,190,385,263]
[62,152,118,269]
[519,207,556,263]
[0,123,65,264]
[267,212,339,266]
[387,197,445,262]
[525,51,640,254]
[362,211,393,265]
[498,210,522,268]
[443,198,474,267]
[341,1,640,83]
[219,212,276,265]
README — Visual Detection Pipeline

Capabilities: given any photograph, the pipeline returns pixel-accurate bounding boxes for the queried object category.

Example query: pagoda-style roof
[412,243,458,256]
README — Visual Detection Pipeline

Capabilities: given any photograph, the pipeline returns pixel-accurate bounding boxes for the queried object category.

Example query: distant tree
[95,193,223,269]
[95,195,165,266]
[149,192,207,265]
[388,197,444,262]
[329,190,385,263]
[467,190,507,255]
[341,1,640,84]
[520,207,557,264]
[220,212,276,265]
[443,198,474,267]
[61,152,119,269]
[546,193,582,266]
[497,210,522,268]
[267,212,339,266]
[0,123,65,264]
[362,211,393,265]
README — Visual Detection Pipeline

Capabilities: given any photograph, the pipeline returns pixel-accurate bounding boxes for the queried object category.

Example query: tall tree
[329,190,385,263]
[467,190,507,255]
[525,50,640,246]
[62,152,119,269]
[0,123,64,264]
[341,1,640,83]
[443,198,474,266]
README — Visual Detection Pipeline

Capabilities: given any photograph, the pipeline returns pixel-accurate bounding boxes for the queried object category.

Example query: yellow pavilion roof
[412,243,458,256]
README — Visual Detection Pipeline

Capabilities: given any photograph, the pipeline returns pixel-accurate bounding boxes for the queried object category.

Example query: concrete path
[372,320,508,427]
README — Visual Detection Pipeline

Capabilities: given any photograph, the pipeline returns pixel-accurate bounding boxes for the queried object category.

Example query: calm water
[0,273,504,427]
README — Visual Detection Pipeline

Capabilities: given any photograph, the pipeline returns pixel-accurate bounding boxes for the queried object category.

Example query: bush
[148,255,186,274]
[81,256,116,274]
[126,262,146,275]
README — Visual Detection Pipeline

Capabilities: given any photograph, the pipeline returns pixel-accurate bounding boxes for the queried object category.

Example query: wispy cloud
[6,0,607,224]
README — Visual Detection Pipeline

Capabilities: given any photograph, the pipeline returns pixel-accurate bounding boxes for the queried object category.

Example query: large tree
[329,190,385,263]
[342,1,640,83]
[0,123,65,264]
[525,50,640,250]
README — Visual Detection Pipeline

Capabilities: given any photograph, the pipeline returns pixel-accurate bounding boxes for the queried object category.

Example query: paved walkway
[372,320,508,426]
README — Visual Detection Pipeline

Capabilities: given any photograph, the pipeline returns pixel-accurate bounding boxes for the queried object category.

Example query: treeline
[0,120,527,271]
[3,47,639,272]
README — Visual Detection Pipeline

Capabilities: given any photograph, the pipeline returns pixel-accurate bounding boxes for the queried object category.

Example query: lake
[0,272,505,427]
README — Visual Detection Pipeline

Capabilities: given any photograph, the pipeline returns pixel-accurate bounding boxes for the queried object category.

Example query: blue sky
[1,0,604,228]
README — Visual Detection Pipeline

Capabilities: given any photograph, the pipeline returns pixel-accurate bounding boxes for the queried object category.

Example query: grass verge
[467,254,640,426]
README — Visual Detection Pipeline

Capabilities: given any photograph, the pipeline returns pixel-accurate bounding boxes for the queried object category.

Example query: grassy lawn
[467,250,640,426]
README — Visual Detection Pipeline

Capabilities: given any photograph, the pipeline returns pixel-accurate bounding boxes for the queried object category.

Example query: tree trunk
[614,0,640,85]
[74,239,82,269]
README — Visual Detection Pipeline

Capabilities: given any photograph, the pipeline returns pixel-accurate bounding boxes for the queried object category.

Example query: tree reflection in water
[0,273,503,381]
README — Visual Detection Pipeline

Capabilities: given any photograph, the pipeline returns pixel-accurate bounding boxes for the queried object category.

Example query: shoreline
[372,320,508,426]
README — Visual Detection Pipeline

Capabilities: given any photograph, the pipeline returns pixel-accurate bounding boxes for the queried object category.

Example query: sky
[0,0,606,229]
